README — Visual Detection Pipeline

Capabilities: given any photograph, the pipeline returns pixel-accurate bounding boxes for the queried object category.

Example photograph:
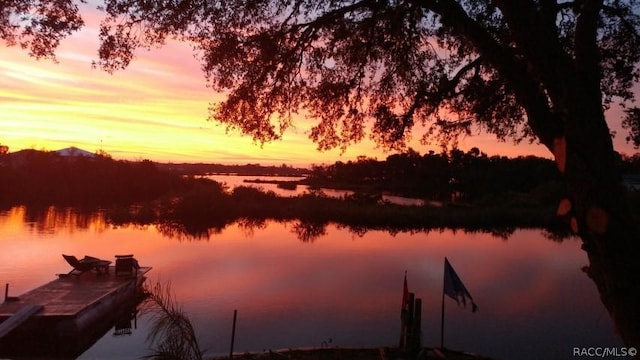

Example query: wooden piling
[400,293,416,350]
[229,309,238,358]
[410,298,422,350]
[399,293,423,352]
[407,293,415,325]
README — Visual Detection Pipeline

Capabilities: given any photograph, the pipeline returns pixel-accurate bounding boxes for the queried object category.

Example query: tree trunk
[562,88,640,350]
[580,200,640,350]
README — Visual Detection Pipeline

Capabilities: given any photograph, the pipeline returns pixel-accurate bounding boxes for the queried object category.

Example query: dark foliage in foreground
[142,282,203,360]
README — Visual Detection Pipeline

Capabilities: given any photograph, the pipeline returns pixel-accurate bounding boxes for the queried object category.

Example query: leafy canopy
[1,0,84,59]
[3,1,640,151]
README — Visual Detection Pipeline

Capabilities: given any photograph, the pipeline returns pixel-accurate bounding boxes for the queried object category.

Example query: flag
[443,257,478,312]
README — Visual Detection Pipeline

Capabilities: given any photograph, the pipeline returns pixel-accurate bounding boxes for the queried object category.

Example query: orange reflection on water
[0,206,108,235]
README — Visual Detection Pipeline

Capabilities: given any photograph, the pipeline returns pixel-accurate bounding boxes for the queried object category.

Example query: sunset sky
[0,4,637,166]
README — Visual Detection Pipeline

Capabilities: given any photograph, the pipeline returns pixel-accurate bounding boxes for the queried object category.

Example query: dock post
[410,298,422,351]
[229,309,238,359]
[400,293,415,350]
[4,283,7,302]
[405,293,415,349]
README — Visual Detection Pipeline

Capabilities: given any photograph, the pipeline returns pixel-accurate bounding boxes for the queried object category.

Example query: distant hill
[0,149,41,167]
[55,147,95,158]
[1,147,96,167]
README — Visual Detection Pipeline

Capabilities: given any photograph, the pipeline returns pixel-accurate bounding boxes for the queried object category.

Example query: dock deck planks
[0,266,150,318]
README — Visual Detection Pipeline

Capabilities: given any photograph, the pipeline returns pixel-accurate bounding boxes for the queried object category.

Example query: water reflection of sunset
[0,208,621,360]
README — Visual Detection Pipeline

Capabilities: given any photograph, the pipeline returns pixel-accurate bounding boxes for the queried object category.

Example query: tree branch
[292,0,379,30]
[408,56,483,120]
[574,0,604,78]
[416,0,563,148]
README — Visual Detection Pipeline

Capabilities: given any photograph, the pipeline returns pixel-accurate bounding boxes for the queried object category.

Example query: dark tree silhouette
[3,0,640,347]
[623,107,640,147]
[0,0,84,59]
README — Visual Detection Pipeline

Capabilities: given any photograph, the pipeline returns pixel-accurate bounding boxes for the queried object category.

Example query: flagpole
[440,260,446,349]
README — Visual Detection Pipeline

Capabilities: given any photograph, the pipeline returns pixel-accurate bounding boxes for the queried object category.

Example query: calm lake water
[0,199,625,359]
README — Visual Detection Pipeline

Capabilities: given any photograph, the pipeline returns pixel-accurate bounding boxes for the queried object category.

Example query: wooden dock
[0,266,150,319]
[0,266,150,357]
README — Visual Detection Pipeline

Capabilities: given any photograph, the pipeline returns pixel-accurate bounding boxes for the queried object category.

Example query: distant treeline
[2,147,639,209]
[305,148,640,205]
[155,162,309,176]
[2,148,638,241]
[0,148,562,240]
[0,150,189,207]
[0,150,304,207]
